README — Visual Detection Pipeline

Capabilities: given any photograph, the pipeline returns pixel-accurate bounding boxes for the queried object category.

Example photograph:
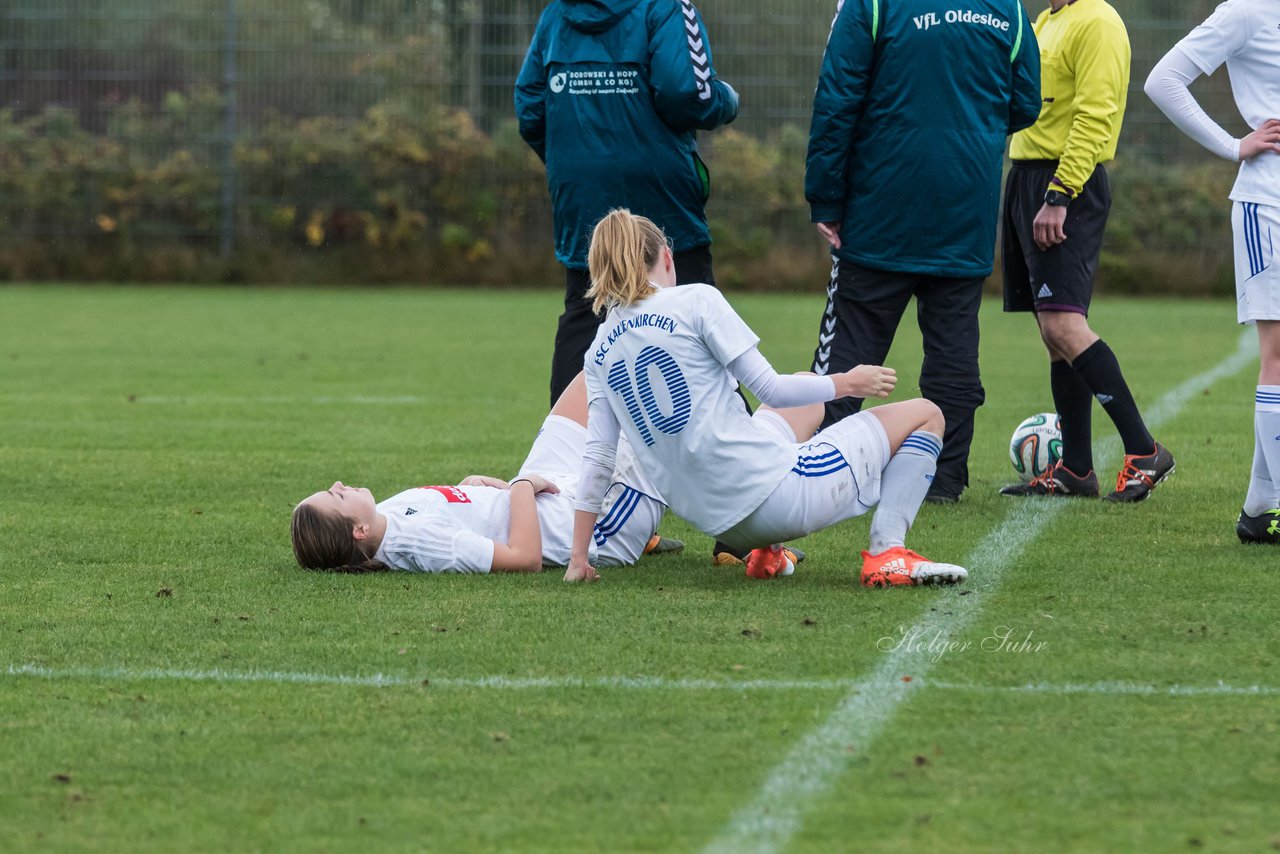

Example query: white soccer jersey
[372,421,663,572]
[1176,0,1280,206]
[584,284,796,536]
[374,484,504,574]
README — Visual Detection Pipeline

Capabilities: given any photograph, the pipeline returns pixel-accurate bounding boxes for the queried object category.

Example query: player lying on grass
[290,373,675,573]
[564,209,968,588]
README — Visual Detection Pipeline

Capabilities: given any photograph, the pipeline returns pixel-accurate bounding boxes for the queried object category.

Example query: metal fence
[0,0,1247,286]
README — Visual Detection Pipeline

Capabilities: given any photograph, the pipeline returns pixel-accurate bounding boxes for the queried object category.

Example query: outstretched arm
[566,509,600,583]
[728,347,896,404]
[566,395,621,582]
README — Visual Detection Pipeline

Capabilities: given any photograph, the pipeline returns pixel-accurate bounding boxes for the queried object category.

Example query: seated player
[565,209,968,588]
[290,373,674,574]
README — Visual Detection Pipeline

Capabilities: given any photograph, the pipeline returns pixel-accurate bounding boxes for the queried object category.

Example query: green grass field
[2,285,1277,853]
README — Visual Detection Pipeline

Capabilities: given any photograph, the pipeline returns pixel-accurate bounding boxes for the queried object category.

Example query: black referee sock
[1070,339,1155,457]
[1050,359,1094,475]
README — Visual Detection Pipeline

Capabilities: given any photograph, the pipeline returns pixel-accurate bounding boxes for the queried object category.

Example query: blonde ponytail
[586,209,668,314]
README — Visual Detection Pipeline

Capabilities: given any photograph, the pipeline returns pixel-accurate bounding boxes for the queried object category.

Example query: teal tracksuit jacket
[516,0,738,270]
[807,0,1042,277]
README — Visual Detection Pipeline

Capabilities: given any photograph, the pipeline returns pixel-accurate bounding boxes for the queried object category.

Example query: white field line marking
[0,394,428,405]
[4,665,1278,698]
[703,329,1257,854]
[0,664,845,692]
[928,680,1280,698]
[134,395,426,405]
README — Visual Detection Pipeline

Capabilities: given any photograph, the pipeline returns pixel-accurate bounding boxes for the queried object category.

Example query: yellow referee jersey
[1010,0,1131,197]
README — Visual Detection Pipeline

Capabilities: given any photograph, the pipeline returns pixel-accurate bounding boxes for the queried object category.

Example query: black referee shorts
[1002,160,1111,315]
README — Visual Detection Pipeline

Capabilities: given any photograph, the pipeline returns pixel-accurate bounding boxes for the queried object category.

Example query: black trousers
[811,259,985,496]
[549,245,715,406]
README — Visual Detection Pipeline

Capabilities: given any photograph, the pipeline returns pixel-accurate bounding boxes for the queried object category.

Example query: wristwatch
[1044,189,1071,208]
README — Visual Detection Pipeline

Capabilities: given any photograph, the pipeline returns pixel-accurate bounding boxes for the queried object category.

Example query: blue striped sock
[870,431,942,554]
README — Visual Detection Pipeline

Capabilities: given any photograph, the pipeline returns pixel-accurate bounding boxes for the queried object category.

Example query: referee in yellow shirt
[1000,0,1175,502]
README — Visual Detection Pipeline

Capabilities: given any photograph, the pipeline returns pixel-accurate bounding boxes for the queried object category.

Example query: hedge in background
[0,95,1237,294]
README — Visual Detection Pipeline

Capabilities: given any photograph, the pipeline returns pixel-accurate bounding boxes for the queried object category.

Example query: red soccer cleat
[860,546,967,588]
[744,544,797,579]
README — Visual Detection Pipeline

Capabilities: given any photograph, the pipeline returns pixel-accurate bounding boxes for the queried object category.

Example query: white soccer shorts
[1233,200,1279,324]
[517,414,663,567]
[715,409,890,550]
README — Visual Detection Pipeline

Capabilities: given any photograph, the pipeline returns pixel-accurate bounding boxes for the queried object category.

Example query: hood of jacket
[561,0,642,34]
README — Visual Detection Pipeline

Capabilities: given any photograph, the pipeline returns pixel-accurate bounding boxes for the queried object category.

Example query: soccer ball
[1009,412,1063,482]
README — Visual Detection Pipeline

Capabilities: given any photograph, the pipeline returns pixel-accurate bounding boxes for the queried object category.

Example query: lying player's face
[302,481,378,527]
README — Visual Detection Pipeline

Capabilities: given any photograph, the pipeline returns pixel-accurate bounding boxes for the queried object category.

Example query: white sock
[1248,386,1280,515]
[1243,436,1276,516]
[869,431,942,554]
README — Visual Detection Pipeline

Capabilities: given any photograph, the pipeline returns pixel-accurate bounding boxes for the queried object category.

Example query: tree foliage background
[0,0,1247,291]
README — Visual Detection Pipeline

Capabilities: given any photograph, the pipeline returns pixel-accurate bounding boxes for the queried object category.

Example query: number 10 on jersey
[606,346,691,446]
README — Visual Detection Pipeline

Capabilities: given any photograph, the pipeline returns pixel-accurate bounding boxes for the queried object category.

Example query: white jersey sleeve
[694,285,761,368]
[1167,0,1280,206]
[575,389,621,514]
[1145,48,1241,162]
[728,347,837,408]
[1175,0,1263,76]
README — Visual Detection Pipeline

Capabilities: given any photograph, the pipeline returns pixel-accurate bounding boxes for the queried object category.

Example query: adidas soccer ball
[1009,412,1063,483]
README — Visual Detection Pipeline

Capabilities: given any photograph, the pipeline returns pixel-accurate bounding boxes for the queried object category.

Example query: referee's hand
[1033,204,1067,251]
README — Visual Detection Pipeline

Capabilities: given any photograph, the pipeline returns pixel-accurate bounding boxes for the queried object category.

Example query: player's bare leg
[1036,309,1098,361]
[1258,320,1280,386]
[549,372,589,428]
[867,398,943,452]
[757,371,826,443]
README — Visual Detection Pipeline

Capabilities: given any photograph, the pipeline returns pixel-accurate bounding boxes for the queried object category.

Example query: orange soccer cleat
[744,544,798,579]
[860,546,967,588]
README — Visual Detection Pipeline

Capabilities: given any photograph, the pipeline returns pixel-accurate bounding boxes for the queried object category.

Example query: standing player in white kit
[1145,0,1280,542]
[564,209,968,587]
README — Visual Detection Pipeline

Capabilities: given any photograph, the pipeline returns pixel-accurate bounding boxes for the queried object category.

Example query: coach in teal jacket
[516,0,738,406]
[805,0,1041,503]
